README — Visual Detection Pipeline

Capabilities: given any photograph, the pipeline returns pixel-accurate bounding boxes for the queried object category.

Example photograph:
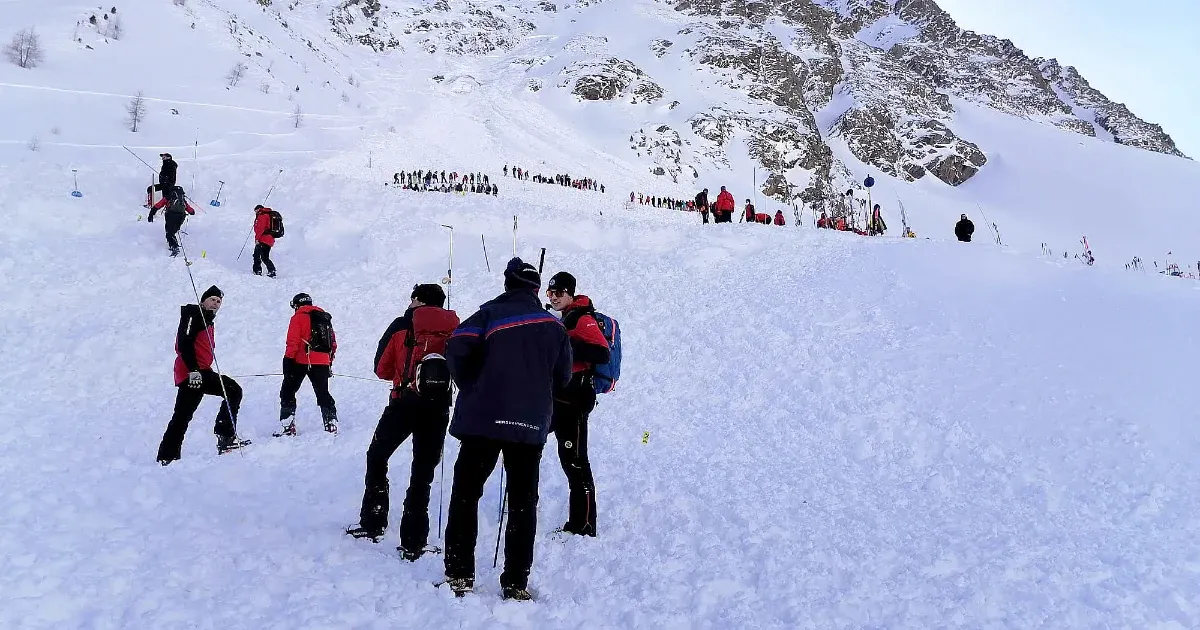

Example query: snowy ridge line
[0,82,355,119]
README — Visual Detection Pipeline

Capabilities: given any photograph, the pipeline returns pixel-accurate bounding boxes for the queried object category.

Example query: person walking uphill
[713,186,735,223]
[695,188,710,224]
[147,186,196,257]
[277,293,338,437]
[440,258,573,601]
[955,214,974,242]
[252,204,279,277]
[346,284,459,560]
[156,286,249,465]
[545,272,610,537]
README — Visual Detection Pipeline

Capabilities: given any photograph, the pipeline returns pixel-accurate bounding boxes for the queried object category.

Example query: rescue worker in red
[713,186,735,223]
[347,284,461,561]
[743,199,755,223]
[774,210,786,226]
[755,212,770,224]
[545,271,611,537]
[817,211,830,229]
[252,204,277,278]
[277,293,338,437]
[156,285,248,464]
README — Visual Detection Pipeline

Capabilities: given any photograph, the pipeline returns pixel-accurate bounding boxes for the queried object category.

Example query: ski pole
[481,234,491,272]
[122,145,159,175]
[236,230,254,261]
[262,168,284,204]
[438,223,455,539]
[493,463,506,568]
[441,225,454,309]
[512,215,518,257]
[537,247,546,275]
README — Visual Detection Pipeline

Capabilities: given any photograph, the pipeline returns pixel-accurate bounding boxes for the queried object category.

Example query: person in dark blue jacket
[440,257,572,601]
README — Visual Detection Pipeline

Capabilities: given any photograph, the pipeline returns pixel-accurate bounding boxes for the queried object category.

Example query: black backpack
[166,195,188,216]
[267,210,285,238]
[308,311,334,354]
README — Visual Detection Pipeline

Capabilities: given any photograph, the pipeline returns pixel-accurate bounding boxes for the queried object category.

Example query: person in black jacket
[955,214,975,242]
[440,258,572,601]
[695,188,709,224]
[159,153,178,200]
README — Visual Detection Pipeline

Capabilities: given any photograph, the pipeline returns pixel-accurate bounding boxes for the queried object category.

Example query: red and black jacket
[559,296,611,375]
[173,305,216,385]
[285,305,336,366]
[254,208,275,246]
[375,305,460,396]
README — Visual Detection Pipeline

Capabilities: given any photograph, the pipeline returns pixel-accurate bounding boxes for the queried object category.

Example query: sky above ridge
[936,0,1200,159]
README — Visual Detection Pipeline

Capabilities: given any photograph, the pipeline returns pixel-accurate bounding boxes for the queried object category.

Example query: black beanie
[411,283,446,307]
[503,257,540,292]
[547,271,576,296]
[201,285,223,301]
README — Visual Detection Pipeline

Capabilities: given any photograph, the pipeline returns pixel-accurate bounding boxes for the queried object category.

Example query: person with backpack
[868,204,887,235]
[774,210,786,226]
[156,285,250,465]
[695,188,710,224]
[277,293,338,437]
[955,214,975,242]
[440,258,572,601]
[147,186,196,257]
[545,272,611,537]
[252,204,280,278]
[743,200,755,223]
[346,284,460,559]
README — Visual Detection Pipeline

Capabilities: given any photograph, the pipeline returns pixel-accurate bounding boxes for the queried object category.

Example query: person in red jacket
[277,293,338,437]
[774,210,786,226]
[156,285,249,464]
[147,186,196,257]
[546,271,611,537]
[713,186,736,223]
[743,200,755,223]
[817,211,830,229]
[252,204,277,278]
[347,283,461,560]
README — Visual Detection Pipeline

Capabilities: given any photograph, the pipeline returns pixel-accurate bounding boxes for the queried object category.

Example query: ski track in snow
[3,0,1200,627]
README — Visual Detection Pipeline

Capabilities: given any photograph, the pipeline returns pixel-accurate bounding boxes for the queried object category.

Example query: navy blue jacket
[446,289,573,445]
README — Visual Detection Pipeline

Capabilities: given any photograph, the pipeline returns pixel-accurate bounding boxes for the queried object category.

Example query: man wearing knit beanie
[440,257,572,601]
[157,285,249,464]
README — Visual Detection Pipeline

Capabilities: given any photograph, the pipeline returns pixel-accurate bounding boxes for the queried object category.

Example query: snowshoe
[273,421,297,438]
[345,524,385,543]
[267,271,277,278]
[501,587,533,602]
[398,545,441,562]
[217,436,251,454]
[169,248,180,258]
[157,457,177,467]
[321,408,338,434]
[436,577,473,597]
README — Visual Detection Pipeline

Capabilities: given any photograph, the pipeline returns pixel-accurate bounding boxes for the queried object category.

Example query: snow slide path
[2,154,1200,628]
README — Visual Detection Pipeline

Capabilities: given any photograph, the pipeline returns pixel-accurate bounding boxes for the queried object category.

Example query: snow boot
[399,545,441,562]
[501,587,533,601]
[273,420,297,438]
[267,271,277,278]
[169,247,180,258]
[345,524,385,542]
[440,577,473,597]
[217,435,251,454]
[321,406,338,434]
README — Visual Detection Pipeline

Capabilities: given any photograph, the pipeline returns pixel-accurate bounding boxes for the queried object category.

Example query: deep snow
[3,0,1200,627]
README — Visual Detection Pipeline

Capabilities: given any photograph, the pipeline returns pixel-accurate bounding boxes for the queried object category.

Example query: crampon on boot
[217,435,251,454]
[345,524,384,542]
[273,420,297,438]
[321,407,338,434]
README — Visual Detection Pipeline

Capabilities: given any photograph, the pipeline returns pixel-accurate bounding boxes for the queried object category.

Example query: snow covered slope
[3,0,1200,627]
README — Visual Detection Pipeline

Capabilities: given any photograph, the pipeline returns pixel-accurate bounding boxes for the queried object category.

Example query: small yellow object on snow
[137,215,143,222]
[202,250,207,258]
[642,431,650,444]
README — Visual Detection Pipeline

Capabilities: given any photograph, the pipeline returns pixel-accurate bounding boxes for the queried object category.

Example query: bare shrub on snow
[126,91,147,132]
[5,28,45,69]
[226,62,247,87]
[292,104,303,129]
[27,135,41,152]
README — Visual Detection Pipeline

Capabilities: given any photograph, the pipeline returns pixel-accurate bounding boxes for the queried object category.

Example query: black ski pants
[552,380,598,535]
[165,212,185,250]
[157,371,242,461]
[252,242,276,275]
[279,361,335,418]
[359,391,450,551]
[444,437,544,590]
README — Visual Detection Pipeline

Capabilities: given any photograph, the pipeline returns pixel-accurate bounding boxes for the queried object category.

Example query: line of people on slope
[155,259,620,602]
[392,170,499,196]
[629,192,687,211]
[815,203,887,235]
[142,153,286,278]
[504,165,605,193]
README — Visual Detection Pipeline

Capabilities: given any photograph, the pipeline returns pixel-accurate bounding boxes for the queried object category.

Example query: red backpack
[400,307,459,397]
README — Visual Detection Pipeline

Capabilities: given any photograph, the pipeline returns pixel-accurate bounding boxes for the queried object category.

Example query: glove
[187,371,203,389]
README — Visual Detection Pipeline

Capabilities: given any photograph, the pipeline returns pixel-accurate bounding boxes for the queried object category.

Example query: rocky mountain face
[333,0,1187,205]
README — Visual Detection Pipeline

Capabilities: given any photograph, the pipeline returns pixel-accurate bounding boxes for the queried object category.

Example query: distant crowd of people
[392,170,499,196]
[505,165,605,194]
